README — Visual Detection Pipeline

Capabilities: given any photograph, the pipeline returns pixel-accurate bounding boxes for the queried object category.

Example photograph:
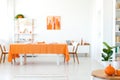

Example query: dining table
[8,43,70,65]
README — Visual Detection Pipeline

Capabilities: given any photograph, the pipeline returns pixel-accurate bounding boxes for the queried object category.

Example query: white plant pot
[102,61,120,69]
[112,61,120,69]
[102,61,111,68]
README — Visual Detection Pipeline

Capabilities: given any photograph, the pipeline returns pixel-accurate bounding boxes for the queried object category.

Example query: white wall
[14,0,92,43]
[0,0,114,61]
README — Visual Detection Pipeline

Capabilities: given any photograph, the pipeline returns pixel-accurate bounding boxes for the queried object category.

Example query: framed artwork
[47,16,61,30]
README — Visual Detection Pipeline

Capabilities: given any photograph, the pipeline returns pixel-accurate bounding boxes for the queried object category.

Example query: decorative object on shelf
[84,42,90,45]
[47,16,61,30]
[15,14,25,19]
[80,38,83,45]
[104,64,115,76]
[102,42,117,61]
[115,36,120,43]
[14,18,34,43]
[115,25,120,31]
[66,40,73,45]
[116,3,120,9]
[23,28,28,33]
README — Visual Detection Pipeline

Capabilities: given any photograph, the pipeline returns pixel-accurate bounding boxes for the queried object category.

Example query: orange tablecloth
[8,43,70,62]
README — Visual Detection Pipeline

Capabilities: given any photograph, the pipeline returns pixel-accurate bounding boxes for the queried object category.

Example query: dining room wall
[0,0,114,61]
[14,0,93,43]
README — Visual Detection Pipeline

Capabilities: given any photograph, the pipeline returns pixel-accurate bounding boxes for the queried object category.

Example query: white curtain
[91,0,103,61]
[0,0,15,50]
[0,0,9,41]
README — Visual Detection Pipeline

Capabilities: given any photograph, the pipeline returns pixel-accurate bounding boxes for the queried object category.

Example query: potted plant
[102,42,117,67]
[102,42,116,61]
[15,14,25,19]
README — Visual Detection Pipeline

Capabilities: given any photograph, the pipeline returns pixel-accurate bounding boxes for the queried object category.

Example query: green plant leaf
[103,48,108,54]
[108,51,113,57]
[15,14,25,19]
[102,53,108,61]
[103,42,111,49]
[111,46,117,49]
[102,42,116,61]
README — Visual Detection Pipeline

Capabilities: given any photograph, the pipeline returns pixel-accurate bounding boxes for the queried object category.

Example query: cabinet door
[77,45,90,54]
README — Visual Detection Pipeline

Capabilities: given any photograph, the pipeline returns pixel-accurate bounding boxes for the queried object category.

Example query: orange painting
[47,16,61,30]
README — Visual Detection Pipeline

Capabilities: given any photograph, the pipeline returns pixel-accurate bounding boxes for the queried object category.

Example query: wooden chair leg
[11,54,16,64]
[0,53,3,63]
[73,54,75,62]
[11,58,16,64]
[14,58,16,63]
[3,54,6,63]
[75,53,79,64]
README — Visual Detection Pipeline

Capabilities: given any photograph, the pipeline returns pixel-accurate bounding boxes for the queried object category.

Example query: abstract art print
[47,16,61,30]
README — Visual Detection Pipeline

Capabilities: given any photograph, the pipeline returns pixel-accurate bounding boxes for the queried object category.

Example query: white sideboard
[77,45,90,57]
